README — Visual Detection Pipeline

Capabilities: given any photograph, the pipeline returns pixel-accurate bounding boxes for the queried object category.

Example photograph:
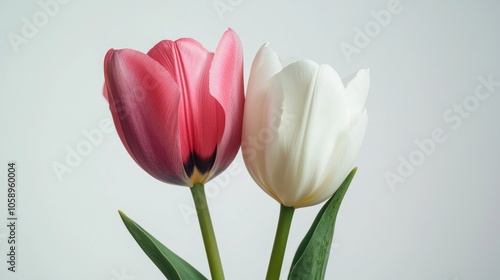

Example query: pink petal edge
[208,29,245,179]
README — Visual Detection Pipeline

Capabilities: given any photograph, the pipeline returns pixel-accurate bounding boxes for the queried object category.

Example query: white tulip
[242,43,369,208]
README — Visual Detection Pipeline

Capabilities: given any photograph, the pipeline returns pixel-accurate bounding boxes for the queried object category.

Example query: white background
[1,0,499,279]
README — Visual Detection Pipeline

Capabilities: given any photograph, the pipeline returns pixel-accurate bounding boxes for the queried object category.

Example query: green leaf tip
[118,211,208,280]
[288,168,357,280]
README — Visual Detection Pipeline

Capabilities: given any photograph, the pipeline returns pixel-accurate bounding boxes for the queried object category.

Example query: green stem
[266,204,295,280]
[191,183,224,280]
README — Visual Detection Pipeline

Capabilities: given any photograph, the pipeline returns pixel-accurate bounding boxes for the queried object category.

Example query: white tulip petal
[243,43,282,151]
[279,55,302,68]
[263,62,350,207]
[302,109,367,207]
[243,43,283,202]
[334,109,368,185]
[248,43,283,93]
[243,44,369,208]
[344,69,370,123]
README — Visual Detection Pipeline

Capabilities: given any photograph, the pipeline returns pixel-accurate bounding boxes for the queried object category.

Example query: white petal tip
[344,68,370,87]
[357,68,370,76]
[258,43,273,54]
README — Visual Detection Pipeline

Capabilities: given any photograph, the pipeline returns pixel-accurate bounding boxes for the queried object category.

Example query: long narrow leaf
[119,211,208,280]
[288,168,357,280]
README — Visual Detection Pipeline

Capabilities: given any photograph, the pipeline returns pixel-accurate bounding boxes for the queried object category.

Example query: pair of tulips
[104,29,369,280]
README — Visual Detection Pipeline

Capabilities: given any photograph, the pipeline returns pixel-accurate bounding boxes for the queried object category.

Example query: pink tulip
[104,29,244,186]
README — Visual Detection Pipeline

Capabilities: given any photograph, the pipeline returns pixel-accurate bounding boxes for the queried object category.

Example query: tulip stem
[191,183,225,280]
[266,204,295,280]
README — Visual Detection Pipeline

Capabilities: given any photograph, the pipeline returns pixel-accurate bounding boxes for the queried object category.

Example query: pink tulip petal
[208,29,244,179]
[104,49,188,185]
[103,51,112,101]
[148,39,224,179]
[103,84,109,101]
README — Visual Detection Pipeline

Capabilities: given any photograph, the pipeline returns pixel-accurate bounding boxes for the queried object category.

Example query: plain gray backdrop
[1,0,499,279]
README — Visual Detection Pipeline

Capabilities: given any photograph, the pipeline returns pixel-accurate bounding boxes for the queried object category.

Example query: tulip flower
[243,43,368,208]
[104,29,244,280]
[242,43,369,280]
[104,29,244,187]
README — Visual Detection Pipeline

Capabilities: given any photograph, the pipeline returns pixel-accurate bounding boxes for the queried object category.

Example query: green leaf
[118,211,208,280]
[288,168,357,280]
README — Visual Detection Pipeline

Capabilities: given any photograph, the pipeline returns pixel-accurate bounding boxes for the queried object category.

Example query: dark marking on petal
[183,147,217,177]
